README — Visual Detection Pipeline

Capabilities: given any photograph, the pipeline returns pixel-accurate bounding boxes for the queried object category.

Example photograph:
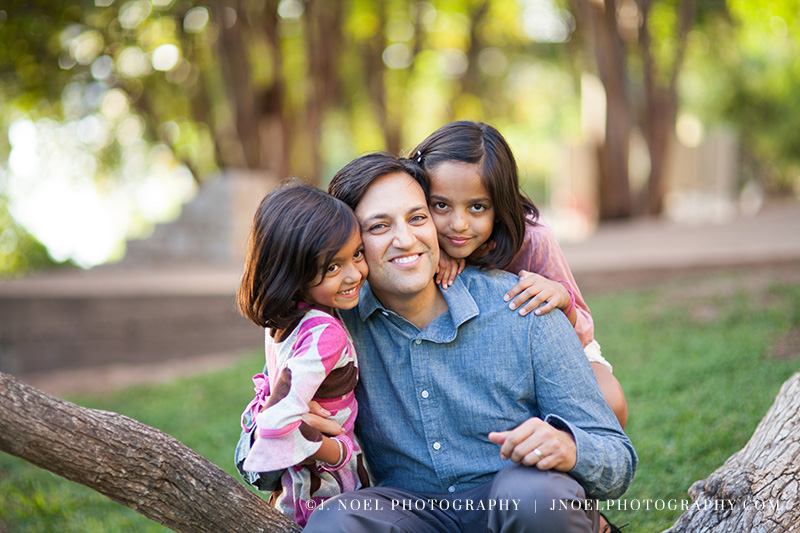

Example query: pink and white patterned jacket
[241,307,369,526]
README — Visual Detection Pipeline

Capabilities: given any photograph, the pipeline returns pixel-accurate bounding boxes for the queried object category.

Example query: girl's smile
[428,161,495,260]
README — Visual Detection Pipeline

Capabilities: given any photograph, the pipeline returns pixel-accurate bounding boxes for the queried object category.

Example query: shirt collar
[357,270,479,330]
[357,282,383,321]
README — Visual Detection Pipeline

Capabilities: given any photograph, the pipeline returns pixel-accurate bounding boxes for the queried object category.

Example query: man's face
[354,172,440,300]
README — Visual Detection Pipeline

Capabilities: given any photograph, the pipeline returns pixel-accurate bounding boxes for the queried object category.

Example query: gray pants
[303,464,600,532]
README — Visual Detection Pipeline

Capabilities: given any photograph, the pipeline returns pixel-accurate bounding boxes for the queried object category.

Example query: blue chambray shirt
[235,267,636,500]
[340,267,636,500]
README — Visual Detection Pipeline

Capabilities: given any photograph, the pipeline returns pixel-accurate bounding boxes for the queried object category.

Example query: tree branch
[666,371,800,532]
[0,371,301,533]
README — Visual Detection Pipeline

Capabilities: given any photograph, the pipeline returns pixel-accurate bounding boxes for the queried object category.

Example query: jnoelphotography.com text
[306,497,787,514]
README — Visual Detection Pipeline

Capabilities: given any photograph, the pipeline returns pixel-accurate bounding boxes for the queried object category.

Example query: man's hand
[488,417,577,471]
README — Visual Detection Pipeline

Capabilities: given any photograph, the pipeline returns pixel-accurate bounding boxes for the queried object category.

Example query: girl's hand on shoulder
[435,250,465,290]
[503,271,569,316]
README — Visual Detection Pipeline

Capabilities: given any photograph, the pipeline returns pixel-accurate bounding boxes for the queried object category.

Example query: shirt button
[421,390,429,399]
[433,442,441,450]
[448,486,456,493]
[414,339,422,345]
[381,311,389,317]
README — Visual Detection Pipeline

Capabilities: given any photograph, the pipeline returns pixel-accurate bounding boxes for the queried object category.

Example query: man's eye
[369,223,387,232]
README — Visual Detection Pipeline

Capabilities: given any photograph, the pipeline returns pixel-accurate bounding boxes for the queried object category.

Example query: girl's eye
[354,249,364,260]
[327,264,341,275]
[433,202,448,210]
[470,204,487,213]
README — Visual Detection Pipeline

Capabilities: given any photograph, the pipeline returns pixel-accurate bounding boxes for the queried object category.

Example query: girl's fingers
[504,272,541,302]
[446,266,458,288]
[528,288,558,315]
[509,286,546,313]
[301,413,344,435]
[440,264,451,289]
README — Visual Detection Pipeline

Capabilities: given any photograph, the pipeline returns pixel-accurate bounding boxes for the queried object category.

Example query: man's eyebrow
[359,205,429,226]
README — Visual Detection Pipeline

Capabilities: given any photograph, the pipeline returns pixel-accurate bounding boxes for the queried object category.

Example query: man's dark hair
[328,152,430,210]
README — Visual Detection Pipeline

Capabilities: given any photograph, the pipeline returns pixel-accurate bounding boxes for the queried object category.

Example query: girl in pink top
[411,121,628,429]
[237,181,370,526]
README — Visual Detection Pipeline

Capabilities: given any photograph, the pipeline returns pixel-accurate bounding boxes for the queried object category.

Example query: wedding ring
[533,447,544,460]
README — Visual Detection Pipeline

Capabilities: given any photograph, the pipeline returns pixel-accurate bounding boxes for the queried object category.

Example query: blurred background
[2,2,800,531]
[1,0,798,275]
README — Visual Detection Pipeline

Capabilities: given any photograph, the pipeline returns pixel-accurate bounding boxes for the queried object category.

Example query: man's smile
[390,253,423,265]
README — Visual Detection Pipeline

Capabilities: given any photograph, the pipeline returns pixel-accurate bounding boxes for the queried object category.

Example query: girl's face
[305,227,369,312]
[428,161,495,260]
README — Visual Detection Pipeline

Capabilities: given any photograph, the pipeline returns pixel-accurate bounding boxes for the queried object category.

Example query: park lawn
[1,267,799,532]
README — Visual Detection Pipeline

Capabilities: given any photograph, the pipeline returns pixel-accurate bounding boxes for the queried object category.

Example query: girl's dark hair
[328,151,430,210]
[411,120,539,270]
[237,179,358,332]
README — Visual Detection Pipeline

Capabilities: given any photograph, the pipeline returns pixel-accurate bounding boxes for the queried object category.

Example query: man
[236,153,636,532]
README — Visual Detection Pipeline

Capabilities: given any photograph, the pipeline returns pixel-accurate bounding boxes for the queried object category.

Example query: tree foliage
[1,1,799,272]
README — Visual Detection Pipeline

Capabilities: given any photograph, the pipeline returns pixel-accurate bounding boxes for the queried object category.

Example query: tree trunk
[637,0,694,216]
[666,371,800,532]
[213,0,263,170]
[0,372,301,533]
[580,0,633,220]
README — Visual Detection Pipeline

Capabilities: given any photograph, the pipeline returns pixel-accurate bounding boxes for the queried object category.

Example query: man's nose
[392,223,416,249]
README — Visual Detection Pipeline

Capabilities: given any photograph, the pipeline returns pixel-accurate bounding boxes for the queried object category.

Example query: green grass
[594,269,800,531]
[0,353,264,532]
[1,267,799,532]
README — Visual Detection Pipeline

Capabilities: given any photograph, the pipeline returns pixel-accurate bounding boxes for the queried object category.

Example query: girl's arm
[242,316,354,473]
[501,220,593,342]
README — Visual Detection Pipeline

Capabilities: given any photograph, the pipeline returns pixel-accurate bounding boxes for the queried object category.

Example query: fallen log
[0,371,301,532]
[666,371,800,532]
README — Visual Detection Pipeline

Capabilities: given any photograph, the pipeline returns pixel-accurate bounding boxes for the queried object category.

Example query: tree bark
[213,0,263,170]
[637,0,695,216]
[666,371,800,532]
[578,0,633,220]
[0,371,301,533]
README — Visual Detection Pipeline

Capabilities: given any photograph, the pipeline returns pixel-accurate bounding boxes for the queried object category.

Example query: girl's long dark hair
[411,121,538,270]
[237,179,358,333]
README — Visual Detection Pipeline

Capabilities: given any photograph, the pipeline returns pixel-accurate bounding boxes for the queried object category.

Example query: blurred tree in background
[0,0,798,274]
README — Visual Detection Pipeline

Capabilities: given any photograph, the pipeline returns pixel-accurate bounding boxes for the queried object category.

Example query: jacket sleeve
[242,316,349,473]
[234,409,284,492]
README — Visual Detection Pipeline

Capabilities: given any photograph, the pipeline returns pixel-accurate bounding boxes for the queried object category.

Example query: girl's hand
[503,271,570,317]
[435,250,465,290]
[301,401,344,436]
